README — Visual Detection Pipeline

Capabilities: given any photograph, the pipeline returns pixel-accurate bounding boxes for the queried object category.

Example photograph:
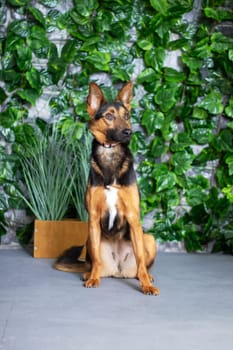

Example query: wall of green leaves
[0,0,233,253]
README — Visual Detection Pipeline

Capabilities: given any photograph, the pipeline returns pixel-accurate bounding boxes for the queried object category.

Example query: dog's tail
[53,246,91,273]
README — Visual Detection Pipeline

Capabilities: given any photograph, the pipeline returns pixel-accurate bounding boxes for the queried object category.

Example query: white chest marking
[104,186,118,230]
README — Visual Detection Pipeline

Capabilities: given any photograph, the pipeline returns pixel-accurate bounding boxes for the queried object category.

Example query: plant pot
[33,220,88,259]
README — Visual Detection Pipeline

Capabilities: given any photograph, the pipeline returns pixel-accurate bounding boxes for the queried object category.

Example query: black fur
[100,212,131,240]
[89,140,136,187]
[55,246,84,264]
[106,128,132,143]
[94,101,127,120]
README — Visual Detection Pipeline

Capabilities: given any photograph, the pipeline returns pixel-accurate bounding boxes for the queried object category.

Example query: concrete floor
[0,249,233,350]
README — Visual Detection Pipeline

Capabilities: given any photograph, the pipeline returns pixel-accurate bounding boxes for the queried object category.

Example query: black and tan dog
[55,82,160,295]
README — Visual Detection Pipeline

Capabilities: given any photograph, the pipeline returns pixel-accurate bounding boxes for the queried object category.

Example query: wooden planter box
[33,220,88,259]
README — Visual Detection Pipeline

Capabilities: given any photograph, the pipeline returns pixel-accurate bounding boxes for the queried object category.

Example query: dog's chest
[97,146,123,171]
[104,186,118,230]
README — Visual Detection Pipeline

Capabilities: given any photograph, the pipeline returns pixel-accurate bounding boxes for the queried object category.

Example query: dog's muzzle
[122,128,132,137]
[106,128,132,143]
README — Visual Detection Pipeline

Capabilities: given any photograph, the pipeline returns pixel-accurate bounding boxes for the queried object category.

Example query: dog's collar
[101,142,119,148]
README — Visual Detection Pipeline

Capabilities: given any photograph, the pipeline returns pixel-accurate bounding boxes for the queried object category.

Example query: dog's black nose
[122,129,132,136]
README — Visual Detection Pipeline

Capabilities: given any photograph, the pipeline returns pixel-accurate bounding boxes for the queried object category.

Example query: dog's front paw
[82,272,91,281]
[84,278,100,288]
[148,274,154,282]
[141,285,160,296]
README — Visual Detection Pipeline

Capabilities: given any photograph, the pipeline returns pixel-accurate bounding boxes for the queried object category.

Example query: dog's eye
[105,113,114,121]
[124,113,130,120]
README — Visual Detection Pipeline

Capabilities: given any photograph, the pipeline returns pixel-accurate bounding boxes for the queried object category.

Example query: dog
[54,82,160,295]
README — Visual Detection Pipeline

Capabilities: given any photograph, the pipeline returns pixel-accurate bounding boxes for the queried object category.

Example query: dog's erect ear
[87,83,105,118]
[117,81,133,111]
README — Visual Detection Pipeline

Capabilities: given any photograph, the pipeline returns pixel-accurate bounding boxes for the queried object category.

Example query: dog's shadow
[118,277,140,292]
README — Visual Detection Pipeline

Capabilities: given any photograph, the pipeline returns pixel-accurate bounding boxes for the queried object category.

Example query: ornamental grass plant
[71,129,92,222]
[19,128,76,221]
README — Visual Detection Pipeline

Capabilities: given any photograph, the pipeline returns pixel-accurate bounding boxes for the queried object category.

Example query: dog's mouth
[106,128,132,144]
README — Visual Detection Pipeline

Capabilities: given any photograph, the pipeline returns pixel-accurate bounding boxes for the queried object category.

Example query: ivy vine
[0,0,233,253]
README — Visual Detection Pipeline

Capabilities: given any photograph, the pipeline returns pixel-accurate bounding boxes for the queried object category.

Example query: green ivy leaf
[137,39,153,51]
[39,0,59,8]
[16,46,32,71]
[225,97,233,118]
[0,88,7,104]
[84,50,111,71]
[137,68,160,84]
[45,9,60,31]
[8,20,30,38]
[212,129,233,153]
[154,84,177,112]
[152,163,169,177]
[222,185,233,203]
[16,89,40,105]
[111,67,132,82]
[229,49,233,62]
[141,110,164,135]
[181,54,202,73]
[48,57,67,84]
[0,69,21,88]
[144,47,165,71]
[169,38,189,50]
[186,187,208,206]
[149,138,168,158]
[150,0,168,15]
[0,107,27,128]
[130,131,146,155]
[57,11,77,33]
[25,68,41,92]
[14,123,35,145]
[61,40,77,63]
[193,146,217,165]
[28,6,46,27]
[192,107,208,119]
[227,121,233,129]
[187,175,209,190]
[0,110,16,128]
[164,188,180,207]
[7,0,29,6]
[192,128,213,145]
[171,150,194,175]
[225,156,233,176]
[198,91,224,114]
[27,25,51,58]
[204,7,222,22]
[4,32,24,52]
[211,32,232,53]
[156,172,177,192]
[80,36,100,51]
[184,226,203,252]
[161,118,177,141]
[192,37,210,58]
[59,118,84,139]
[163,67,186,83]
[74,0,99,17]
[171,132,192,152]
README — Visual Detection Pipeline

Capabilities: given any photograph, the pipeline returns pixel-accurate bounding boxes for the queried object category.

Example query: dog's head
[87,82,133,146]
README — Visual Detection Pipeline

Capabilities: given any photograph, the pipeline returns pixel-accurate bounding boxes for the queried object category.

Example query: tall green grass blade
[19,127,77,220]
